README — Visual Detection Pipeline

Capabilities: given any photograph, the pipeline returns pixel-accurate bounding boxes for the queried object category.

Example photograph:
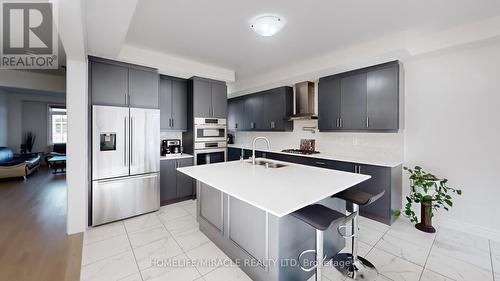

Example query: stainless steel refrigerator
[92,105,160,226]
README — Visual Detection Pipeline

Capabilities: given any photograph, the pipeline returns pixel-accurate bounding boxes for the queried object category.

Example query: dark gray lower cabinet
[160,160,177,202]
[227,147,242,161]
[160,157,194,205]
[347,164,402,225]
[236,147,401,225]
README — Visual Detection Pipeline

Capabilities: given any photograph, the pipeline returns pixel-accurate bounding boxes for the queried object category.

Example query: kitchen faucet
[252,137,270,165]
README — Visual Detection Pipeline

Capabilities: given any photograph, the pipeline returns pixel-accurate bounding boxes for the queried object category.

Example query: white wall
[0,90,65,152]
[232,120,404,165]
[404,42,500,238]
[0,92,7,146]
[65,59,88,235]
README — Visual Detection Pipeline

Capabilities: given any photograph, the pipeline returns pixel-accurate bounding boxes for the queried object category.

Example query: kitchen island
[177,158,370,281]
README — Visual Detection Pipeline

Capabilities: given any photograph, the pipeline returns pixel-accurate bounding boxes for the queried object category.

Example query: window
[49,106,67,144]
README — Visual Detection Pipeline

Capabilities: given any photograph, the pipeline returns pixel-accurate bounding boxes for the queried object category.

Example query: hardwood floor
[0,168,83,281]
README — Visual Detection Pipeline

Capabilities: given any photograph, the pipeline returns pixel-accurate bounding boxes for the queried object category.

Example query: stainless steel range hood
[288,81,317,121]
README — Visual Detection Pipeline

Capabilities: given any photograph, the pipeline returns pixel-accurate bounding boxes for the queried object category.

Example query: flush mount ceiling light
[250,14,286,37]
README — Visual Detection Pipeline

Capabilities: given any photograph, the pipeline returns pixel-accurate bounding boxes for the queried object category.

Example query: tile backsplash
[230,119,404,161]
[160,131,183,144]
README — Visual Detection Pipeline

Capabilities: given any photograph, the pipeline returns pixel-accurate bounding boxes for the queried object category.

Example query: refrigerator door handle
[124,117,127,166]
[130,117,133,165]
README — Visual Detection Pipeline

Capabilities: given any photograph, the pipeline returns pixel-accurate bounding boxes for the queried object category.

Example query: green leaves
[398,165,462,225]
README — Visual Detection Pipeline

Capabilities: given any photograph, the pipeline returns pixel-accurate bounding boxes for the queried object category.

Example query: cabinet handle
[251,122,255,129]
[336,118,339,128]
[235,123,238,129]
[315,161,326,165]
[358,166,362,174]
[271,121,275,129]
[366,117,369,128]
[172,118,174,128]
[340,118,343,128]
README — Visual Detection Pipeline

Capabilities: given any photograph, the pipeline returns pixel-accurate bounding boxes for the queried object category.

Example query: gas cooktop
[281,149,320,155]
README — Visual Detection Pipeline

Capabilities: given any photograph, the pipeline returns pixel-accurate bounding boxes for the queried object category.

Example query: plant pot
[415,200,436,233]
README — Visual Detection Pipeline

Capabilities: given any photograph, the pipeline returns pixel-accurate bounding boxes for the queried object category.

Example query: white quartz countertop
[177,158,370,218]
[228,144,402,168]
[160,154,193,161]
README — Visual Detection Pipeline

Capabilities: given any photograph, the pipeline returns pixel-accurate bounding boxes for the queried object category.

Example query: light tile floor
[81,200,499,281]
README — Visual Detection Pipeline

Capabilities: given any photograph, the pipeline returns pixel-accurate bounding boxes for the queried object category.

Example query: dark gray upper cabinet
[244,93,264,130]
[172,79,188,130]
[129,68,159,109]
[340,73,367,130]
[191,77,227,118]
[160,78,173,129]
[228,98,245,131]
[318,61,400,132]
[366,66,399,130]
[176,158,194,198]
[160,76,187,131]
[192,79,212,118]
[318,78,341,131]
[211,82,227,118]
[90,61,129,107]
[90,56,159,109]
[227,86,293,132]
[263,87,293,131]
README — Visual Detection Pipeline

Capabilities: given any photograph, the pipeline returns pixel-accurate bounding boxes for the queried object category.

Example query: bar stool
[331,189,385,281]
[291,204,356,281]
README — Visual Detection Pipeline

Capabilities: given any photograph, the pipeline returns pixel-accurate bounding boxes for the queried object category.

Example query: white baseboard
[435,218,500,242]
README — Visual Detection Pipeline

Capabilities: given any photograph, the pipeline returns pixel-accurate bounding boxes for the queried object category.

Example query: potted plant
[393,166,462,233]
[25,132,36,153]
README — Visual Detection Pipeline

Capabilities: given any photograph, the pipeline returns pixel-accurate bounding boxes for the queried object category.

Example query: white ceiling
[123,0,500,80]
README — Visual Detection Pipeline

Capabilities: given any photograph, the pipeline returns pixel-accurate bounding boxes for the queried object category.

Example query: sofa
[0,147,41,179]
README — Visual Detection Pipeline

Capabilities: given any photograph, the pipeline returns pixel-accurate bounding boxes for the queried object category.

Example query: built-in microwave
[194,118,227,142]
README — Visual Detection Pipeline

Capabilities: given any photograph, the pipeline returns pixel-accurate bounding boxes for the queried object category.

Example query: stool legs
[298,229,325,281]
[332,204,378,280]
[316,229,323,281]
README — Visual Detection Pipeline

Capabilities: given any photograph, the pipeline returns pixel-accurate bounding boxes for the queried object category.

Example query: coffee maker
[161,139,182,155]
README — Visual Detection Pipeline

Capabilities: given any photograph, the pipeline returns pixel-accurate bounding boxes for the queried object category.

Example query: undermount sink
[250,159,288,169]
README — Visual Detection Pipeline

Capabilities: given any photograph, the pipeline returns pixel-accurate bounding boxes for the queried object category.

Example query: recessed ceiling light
[250,14,286,37]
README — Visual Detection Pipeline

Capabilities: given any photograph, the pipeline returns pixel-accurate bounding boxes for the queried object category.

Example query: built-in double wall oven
[194,118,227,165]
